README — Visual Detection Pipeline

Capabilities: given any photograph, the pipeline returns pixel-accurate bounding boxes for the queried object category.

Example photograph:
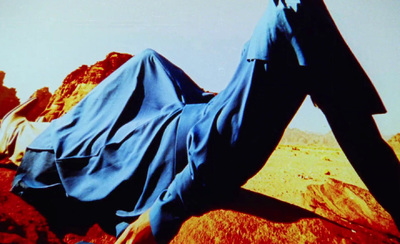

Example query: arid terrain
[0,136,400,243]
[2,138,399,243]
[170,143,400,244]
[1,53,400,243]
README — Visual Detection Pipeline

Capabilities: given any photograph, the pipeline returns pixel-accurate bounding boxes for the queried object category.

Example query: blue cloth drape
[12,49,212,233]
[12,0,387,243]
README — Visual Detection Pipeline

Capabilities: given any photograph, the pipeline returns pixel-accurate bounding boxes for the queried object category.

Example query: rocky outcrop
[37,52,133,122]
[302,178,398,236]
[171,181,399,243]
[0,71,20,120]
[24,87,52,122]
[0,98,51,165]
[0,166,116,243]
[0,52,132,166]
[0,87,51,165]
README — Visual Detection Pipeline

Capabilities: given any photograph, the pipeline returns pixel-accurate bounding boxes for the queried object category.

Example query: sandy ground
[244,144,366,207]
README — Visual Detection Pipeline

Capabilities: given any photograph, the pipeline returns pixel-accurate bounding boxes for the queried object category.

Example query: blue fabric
[149,43,272,243]
[149,0,387,242]
[12,49,212,234]
[12,0,388,243]
[247,0,385,114]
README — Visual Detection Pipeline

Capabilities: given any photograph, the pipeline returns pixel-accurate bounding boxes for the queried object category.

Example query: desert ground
[170,143,400,244]
[1,141,400,243]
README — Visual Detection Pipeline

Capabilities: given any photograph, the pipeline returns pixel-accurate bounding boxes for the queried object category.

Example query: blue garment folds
[12,49,213,237]
[12,0,388,243]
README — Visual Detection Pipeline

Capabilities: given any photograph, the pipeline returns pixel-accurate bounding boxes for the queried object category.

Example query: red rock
[0,71,20,119]
[0,159,115,244]
[24,87,52,122]
[302,178,399,236]
[171,186,400,243]
[37,52,133,122]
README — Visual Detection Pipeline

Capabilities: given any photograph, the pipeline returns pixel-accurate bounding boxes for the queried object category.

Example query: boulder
[37,52,132,122]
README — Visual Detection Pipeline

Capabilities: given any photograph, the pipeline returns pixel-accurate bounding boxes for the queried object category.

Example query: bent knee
[137,48,161,61]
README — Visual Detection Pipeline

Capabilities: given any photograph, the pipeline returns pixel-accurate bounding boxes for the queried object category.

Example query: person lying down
[5,0,400,243]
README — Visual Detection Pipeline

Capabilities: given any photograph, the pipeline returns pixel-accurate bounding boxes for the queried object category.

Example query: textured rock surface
[0,87,51,166]
[172,186,399,244]
[0,162,116,243]
[0,71,20,120]
[24,87,52,122]
[37,52,133,122]
[302,178,398,235]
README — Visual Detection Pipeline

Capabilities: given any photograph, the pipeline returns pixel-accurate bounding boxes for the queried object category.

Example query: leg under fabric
[149,58,307,243]
[324,110,400,226]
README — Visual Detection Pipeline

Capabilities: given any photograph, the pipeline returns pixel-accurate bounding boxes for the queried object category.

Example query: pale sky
[1,0,399,136]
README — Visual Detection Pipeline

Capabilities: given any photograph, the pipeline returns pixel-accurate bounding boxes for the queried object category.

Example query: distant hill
[280,128,400,151]
[279,128,339,148]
